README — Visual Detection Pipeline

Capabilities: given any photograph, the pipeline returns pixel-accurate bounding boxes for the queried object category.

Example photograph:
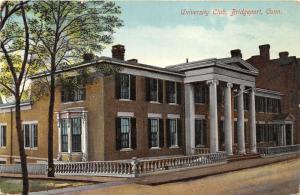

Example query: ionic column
[249,88,257,153]
[81,112,88,161]
[207,80,219,153]
[224,83,233,155]
[184,83,195,155]
[56,113,62,160]
[67,113,72,161]
[237,85,246,154]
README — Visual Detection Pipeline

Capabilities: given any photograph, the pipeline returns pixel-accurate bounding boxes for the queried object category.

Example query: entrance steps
[228,153,261,162]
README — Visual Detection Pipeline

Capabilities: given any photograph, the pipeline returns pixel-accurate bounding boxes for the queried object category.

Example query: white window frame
[120,74,131,100]
[0,123,7,148]
[168,118,178,148]
[120,117,132,150]
[22,121,38,150]
[149,117,160,149]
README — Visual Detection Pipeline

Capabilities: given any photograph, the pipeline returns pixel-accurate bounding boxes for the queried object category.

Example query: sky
[102,1,300,67]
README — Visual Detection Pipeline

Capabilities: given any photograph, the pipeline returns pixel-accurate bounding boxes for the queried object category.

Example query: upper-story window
[61,77,86,103]
[23,123,38,149]
[0,125,6,147]
[194,84,207,104]
[146,78,163,103]
[115,73,136,100]
[166,81,181,104]
[255,96,281,113]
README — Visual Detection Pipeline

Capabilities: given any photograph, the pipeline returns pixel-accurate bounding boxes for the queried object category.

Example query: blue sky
[102,1,300,66]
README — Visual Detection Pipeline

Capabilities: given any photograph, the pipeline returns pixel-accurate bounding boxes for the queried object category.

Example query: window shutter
[203,120,207,145]
[158,80,163,103]
[115,74,121,99]
[145,78,150,101]
[166,119,171,147]
[131,117,137,149]
[177,119,182,147]
[115,118,121,150]
[148,119,152,148]
[195,120,200,146]
[176,82,181,105]
[165,81,169,103]
[159,119,164,147]
[130,75,136,100]
[3,126,6,147]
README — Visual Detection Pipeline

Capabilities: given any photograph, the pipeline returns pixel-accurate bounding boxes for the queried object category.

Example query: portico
[168,54,259,156]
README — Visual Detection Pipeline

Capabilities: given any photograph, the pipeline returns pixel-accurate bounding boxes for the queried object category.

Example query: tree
[30,1,123,177]
[0,1,31,194]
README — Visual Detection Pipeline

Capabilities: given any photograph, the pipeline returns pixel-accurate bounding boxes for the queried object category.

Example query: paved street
[75,158,300,195]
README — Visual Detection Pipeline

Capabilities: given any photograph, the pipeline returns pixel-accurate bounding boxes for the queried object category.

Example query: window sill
[62,100,85,105]
[119,99,132,102]
[24,147,38,150]
[149,101,161,104]
[169,146,179,149]
[168,103,178,106]
[120,148,133,152]
[150,147,161,150]
[0,147,6,149]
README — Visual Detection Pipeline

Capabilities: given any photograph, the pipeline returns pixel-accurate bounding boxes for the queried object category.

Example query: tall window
[61,77,86,102]
[255,96,281,113]
[0,125,6,147]
[120,74,130,99]
[219,121,225,145]
[166,81,176,103]
[120,118,131,149]
[71,118,81,152]
[60,119,68,152]
[195,119,207,146]
[149,118,159,147]
[23,123,38,148]
[194,84,207,104]
[168,119,177,147]
[149,79,158,102]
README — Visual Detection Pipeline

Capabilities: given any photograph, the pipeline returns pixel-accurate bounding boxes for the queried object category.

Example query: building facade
[0,44,298,163]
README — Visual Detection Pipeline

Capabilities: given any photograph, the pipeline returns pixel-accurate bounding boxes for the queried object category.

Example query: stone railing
[0,163,47,175]
[55,152,227,177]
[257,144,300,156]
[193,147,210,154]
[55,161,134,177]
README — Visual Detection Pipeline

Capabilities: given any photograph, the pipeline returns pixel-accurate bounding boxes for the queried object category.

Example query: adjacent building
[0,44,298,164]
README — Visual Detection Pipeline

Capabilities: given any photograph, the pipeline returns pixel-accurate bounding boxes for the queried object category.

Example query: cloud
[102,19,300,67]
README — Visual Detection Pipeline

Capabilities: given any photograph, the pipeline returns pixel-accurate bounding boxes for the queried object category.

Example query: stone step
[228,154,261,162]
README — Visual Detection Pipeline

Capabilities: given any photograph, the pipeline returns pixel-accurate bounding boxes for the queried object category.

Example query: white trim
[117,112,134,117]
[195,115,205,119]
[22,120,38,125]
[0,123,7,126]
[148,113,162,118]
[167,114,180,119]
[0,157,7,162]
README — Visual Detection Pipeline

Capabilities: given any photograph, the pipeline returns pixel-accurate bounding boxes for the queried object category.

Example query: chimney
[279,51,289,59]
[112,44,125,60]
[127,59,138,63]
[259,44,270,60]
[83,53,94,62]
[230,49,242,58]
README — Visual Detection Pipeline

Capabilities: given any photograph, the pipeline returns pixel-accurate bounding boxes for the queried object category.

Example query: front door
[286,124,292,145]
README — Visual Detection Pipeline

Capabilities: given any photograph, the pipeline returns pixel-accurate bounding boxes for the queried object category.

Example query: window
[255,96,281,113]
[194,84,207,104]
[23,123,38,148]
[61,77,86,102]
[116,74,136,100]
[150,79,158,102]
[60,119,68,152]
[149,118,159,148]
[71,118,81,152]
[195,119,207,146]
[217,86,224,105]
[168,119,178,147]
[116,117,136,150]
[166,81,176,103]
[0,125,6,147]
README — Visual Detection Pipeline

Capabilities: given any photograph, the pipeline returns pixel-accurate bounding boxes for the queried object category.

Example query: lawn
[0,178,92,194]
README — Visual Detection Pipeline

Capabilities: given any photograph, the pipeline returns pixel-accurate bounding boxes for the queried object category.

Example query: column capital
[226,83,233,88]
[239,85,245,91]
[206,79,219,86]
[250,87,256,93]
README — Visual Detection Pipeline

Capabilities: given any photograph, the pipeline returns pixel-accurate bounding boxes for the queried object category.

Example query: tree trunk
[15,91,29,194]
[47,69,56,177]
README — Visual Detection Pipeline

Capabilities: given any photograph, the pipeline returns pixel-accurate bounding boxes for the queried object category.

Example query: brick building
[0,44,298,163]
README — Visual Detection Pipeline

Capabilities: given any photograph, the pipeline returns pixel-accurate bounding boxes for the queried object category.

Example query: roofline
[30,59,185,80]
[0,101,32,109]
